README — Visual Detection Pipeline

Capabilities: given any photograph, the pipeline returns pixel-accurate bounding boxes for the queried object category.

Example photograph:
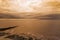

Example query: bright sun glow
[0,0,60,14]
[15,0,43,12]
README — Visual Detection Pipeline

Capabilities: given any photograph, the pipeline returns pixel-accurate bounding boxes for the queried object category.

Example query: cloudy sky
[0,0,60,16]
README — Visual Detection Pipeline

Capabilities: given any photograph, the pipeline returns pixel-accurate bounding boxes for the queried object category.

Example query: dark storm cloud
[0,13,60,20]
[34,14,60,20]
[0,13,23,19]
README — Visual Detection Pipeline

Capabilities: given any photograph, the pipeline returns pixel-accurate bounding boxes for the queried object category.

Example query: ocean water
[0,19,60,40]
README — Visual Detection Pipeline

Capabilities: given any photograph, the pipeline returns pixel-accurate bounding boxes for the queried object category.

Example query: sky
[0,0,60,15]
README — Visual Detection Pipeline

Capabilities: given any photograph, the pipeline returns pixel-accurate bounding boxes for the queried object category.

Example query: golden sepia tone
[0,0,60,18]
[0,0,60,40]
